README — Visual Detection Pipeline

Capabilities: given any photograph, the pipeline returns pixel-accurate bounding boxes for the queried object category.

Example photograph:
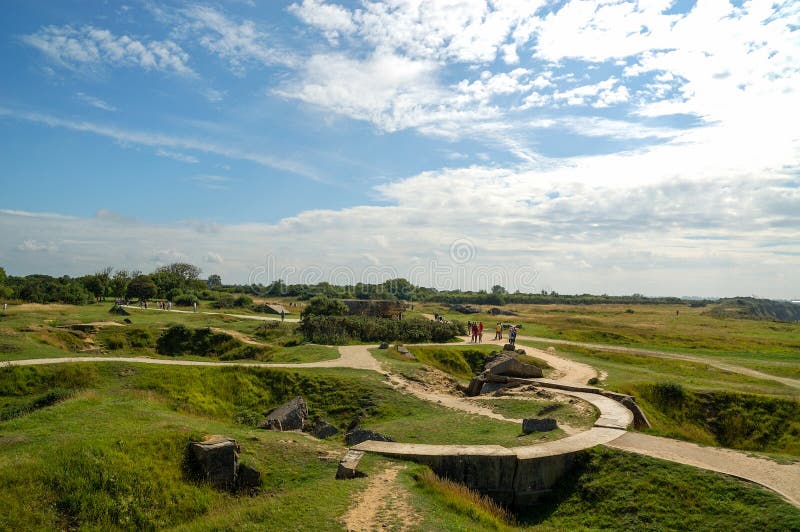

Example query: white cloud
[182,6,296,73]
[17,239,56,252]
[200,88,226,103]
[0,107,318,179]
[190,175,231,190]
[22,25,193,75]
[277,51,448,132]
[156,149,199,164]
[288,0,355,45]
[1,170,797,297]
[75,92,116,111]
[205,252,224,264]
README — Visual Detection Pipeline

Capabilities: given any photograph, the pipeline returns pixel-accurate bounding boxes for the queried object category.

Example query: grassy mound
[405,346,551,381]
[632,383,800,455]
[705,297,800,323]
[518,447,800,531]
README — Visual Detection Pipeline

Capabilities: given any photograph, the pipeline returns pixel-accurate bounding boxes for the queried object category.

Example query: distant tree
[491,284,507,295]
[301,295,348,319]
[126,275,158,301]
[0,266,6,285]
[109,270,131,298]
[207,274,222,288]
[156,263,201,283]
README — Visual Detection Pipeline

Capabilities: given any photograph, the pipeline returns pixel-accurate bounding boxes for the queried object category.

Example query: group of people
[466,320,518,345]
[467,321,484,342]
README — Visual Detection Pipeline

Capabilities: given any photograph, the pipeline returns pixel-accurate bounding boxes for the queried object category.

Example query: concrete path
[516,334,800,390]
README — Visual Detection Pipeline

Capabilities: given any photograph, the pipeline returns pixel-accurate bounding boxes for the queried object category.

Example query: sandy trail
[342,464,419,531]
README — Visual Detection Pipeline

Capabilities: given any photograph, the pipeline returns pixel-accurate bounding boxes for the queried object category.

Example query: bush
[212,294,236,308]
[173,293,199,307]
[155,325,266,360]
[300,316,464,345]
[233,295,253,307]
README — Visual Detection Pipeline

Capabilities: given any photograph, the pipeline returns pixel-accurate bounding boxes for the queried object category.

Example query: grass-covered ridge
[633,382,800,455]
[517,447,800,531]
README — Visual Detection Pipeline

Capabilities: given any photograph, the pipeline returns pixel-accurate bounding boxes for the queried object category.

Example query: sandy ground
[341,464,419,531]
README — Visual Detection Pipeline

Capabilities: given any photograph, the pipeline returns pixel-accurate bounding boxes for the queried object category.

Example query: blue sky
[0,0,798,298]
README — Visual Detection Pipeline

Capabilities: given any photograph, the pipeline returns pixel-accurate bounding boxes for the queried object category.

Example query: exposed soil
[342,464,419,531]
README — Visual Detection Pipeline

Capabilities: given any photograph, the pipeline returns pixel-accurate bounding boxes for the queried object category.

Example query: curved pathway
[516,334,800,390]
[4,341,799,507]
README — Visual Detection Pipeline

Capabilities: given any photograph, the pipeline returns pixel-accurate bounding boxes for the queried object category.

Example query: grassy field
[0,303,336,364]
[415,302,800,367]
[2,362,798,530]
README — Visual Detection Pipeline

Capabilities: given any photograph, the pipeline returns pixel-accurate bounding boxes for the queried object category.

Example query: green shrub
[300,316,463,344]
[173,293,199,307]
[155,325,266,360]
[233,295,253,307]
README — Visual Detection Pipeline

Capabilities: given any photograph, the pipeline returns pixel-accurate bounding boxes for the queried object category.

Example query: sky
[0,0,798,299]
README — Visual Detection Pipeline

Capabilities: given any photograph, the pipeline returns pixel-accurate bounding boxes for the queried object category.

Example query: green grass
[409,465,515,530]
[517,447,800,531]
[417,302,800,367]
[0,305,338,365]
[474,398,598,429]
[518,340,798,399]
[406,345,498,380]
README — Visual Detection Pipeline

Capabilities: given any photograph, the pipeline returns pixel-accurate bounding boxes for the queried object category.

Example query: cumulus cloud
[21,25,194,75]
[1,166,797,297]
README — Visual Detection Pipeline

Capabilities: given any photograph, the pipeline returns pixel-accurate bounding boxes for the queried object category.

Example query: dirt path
[516,335,800,390]
[606,432,800,507]
[342,464,419,531]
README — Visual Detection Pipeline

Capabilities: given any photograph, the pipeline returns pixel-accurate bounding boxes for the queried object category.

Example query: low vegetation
[518,447,800,531]
[155,324,270,360]
[633,382,800,455]
[705,297,800,323]
[300,315,463,344]
[410,465,516,530]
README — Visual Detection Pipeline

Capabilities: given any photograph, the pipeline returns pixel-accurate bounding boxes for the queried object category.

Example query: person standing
[281,309,285,322]
[471,323,479,343]
[478,322,484,343]
[193,301,197,313]
[495,322,502,340]
[509,326,517,346]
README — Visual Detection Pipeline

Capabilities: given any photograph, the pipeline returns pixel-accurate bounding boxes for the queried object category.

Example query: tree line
[0,264,699,306]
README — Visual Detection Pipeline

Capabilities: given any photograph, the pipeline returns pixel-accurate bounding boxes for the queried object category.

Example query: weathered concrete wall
[353,442,586,508]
